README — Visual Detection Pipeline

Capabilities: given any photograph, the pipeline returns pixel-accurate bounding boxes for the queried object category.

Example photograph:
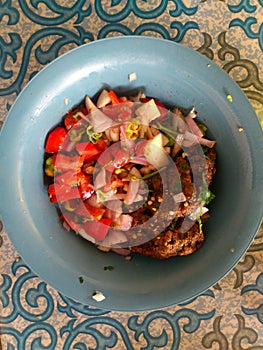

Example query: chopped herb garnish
[198,174,215,206]
[79,276,84,284]
[201,145,209,154]
[181,162,189,171]
[169,218,178,231]
[197,122,208,135]
[104,265,114,271]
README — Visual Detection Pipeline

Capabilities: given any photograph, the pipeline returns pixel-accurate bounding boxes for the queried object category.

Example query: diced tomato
[48,183,80,202]
[108,90,121,104]
[108,149,130,170]
[54,154,83,172]
[102,101,133,121]
[83,217,112,241]
[77,172,94,200]
[103,179,124,192]
[75,142,100,161]
[118,110,132,121]
[96,138,108,151]
[135,140,147,156]
[75,202,105,220]
[64,107,88,130]
[97,148,113,167]
[45,126,67,153]
[55,169,78,186]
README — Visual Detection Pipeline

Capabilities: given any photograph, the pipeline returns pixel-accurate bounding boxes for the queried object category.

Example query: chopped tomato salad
[44,89,216,258]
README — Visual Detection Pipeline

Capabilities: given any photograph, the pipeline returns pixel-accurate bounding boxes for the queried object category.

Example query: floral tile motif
[0,0,263,348]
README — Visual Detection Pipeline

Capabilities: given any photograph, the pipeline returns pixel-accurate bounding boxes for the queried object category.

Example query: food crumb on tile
[92,290,106,302]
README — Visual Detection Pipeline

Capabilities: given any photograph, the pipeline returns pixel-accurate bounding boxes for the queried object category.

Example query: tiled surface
[0,0,263,348]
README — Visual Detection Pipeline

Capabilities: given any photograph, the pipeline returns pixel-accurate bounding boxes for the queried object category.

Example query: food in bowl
[44,88,216,259]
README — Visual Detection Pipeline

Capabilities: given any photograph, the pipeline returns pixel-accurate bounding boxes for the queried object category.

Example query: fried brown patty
[130,146,216,259]
[131,222,204,259]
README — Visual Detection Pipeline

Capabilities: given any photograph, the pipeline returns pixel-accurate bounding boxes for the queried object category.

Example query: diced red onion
[111,247,131,256]
[104,200,122,221]
[189,207,209,221]
[130,156,149,166]
[101,230,128,246]
[94,168,106,190]
[135,99,160,125]
[185,115,203,138]
[129,166,142,179]
[114,214,133,231]
[113,193,126,200]
[173,192,186,203]
[182,131,198,147]
[96,89,111,108]
[124,179,140,205]
[197,137,216,148]
[86,193,104,208]
[63,140,77,153]
[172,114,188,133]
[144,134,169,168]
[85,96,119,133]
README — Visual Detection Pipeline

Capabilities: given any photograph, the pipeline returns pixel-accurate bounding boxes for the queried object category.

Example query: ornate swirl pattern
[0,0,263,348]
[17,0,92,25]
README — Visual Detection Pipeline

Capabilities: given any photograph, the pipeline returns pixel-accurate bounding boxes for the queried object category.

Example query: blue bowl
[0,36,262,311]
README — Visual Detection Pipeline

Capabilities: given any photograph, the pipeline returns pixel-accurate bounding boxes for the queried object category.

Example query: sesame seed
[238,126,244,132]
[148,200,153,205]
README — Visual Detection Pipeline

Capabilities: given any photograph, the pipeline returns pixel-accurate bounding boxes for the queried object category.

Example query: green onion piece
[156,122,178,136]
[63,200,77,212]
[169,218,178,231]
[197,216,203,235]
[198,174,215,206]
[197,122,208,135]
[181,162,189,171]
[104,265,114,271]
[140,167,167,181]
[86,125,103,144]
[165,134,175,147]
[73,112,82,121]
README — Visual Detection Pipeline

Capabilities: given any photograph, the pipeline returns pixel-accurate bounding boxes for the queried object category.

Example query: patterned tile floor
[0,0,263,348]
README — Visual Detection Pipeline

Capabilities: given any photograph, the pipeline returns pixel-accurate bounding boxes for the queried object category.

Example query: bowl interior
[0,37,262,311]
